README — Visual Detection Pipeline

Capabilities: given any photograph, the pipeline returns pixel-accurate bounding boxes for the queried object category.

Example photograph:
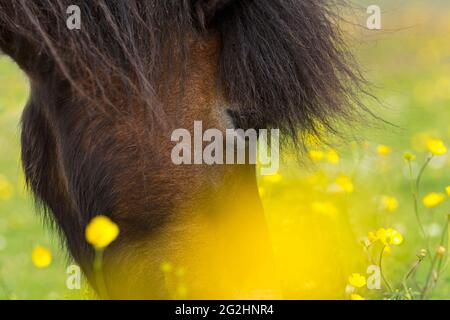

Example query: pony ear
[194,0,234,28]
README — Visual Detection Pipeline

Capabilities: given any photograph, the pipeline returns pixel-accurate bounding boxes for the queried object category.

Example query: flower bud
[436,246,446,258]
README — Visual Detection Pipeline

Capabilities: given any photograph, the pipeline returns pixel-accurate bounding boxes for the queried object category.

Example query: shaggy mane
[0,0,367,144]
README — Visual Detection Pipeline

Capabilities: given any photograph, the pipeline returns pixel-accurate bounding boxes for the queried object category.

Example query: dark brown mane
[1,0,366,141]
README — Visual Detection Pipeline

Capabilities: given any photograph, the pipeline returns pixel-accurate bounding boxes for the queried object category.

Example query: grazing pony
[0,0,365,298]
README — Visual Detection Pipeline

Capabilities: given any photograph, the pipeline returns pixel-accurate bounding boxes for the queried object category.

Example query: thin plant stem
[401,253,426,300]
[416,155,432,193]
[407,159,431,254]
[379,245,393,293]
[422,218,449,299]
[93,249,110,300]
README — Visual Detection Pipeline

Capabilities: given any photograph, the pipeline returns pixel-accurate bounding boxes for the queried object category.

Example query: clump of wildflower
[85,215,120,249]
[403,152,416,161]
[32,246,52,269]
[377,144,392,156]
[426,138,447,156]
[380,196,399,213]
[348,273,366,288]
[422,192,446,209]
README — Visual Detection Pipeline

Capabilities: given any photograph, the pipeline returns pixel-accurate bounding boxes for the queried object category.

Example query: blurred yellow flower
[335,175,354,193]
[403,152,416,161]
[85,215,119,249]
[377,144,392,156]
[350,294,365,300]
[32,246,52,269]
[348,273,366,288]
[0,175,13,200]
[326,149,340,164]
[380,196,399,213]
[160,262,173,273]
[446,186,450,197]
[263,173,282,183]
[422,192,446,208]
[368,231,378,243]
[411,132,434,152]
[426,138,447,156]
[348,273,367,288]
[374,228,403,246]
[308,150,324,162]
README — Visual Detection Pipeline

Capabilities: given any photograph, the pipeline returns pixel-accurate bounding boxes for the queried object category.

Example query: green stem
[379,245,393,293]
[407,159,431,254]
[94,249,110,300]
[421,218,448,300]
[401,255,425,300]
[416,155,432,192]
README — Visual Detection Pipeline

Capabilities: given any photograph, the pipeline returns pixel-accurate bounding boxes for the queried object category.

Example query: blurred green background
[0,1,449,299]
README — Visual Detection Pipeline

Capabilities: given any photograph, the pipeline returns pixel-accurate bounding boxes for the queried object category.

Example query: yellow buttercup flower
[0,175,13,200]
[373,228,403,246]
[377,144,392,156]
[426,138,447,156]
[403,152,416,161]
[368,231,378,243]
[348,273,366,288]
[85,215,120,249]
[326,149,340,164]
[32,246,52,269]
[380,196,399,213]
[389,231,404,246]
[308,150,324,162]
[350,294,365,300]
[422,192,446,208]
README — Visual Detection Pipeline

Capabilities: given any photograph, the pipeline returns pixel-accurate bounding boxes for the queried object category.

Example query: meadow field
[0,1,449,299]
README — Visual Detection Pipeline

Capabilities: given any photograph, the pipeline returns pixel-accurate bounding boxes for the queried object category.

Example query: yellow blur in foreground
[146,172,362,299]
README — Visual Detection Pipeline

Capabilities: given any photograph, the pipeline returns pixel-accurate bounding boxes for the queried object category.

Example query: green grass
[0,57,71,299]
[0,2,449,299]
